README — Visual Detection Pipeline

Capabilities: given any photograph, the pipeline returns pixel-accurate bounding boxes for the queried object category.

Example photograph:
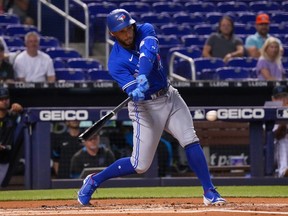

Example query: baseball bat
[78,97,132,142]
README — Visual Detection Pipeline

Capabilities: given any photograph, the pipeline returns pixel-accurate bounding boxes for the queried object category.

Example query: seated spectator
[271,85,288,178]
[13,31,56,82]
[70,133,115,179]
[255,37,285,80]
[245,13,282,58]
[7,0,34,25]
[0,88,24,187]
[202,15,244,63]
[51,120,83,179]
[0,44,15,83]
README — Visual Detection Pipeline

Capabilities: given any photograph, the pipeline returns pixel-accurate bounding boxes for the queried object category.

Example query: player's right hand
[129,88,145,102]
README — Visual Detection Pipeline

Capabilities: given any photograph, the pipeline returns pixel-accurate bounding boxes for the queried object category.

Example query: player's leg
[165,86,226,205]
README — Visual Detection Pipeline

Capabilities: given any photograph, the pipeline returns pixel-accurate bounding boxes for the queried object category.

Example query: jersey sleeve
[245,35,256,48]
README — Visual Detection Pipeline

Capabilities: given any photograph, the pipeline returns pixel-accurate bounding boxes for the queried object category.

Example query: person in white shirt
[14,31,55,82]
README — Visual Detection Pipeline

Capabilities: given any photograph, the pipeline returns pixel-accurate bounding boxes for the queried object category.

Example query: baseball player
[77,9,226,206]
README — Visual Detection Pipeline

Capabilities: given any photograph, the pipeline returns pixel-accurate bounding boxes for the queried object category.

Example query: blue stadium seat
[168,46,202,59]
[216,2,249,13]
[3,36,24,51]
[184,2,216,13]
[67,58,103,71]
[87,69,113,81]
[234,23,255,35]
[193,24,216,35]
[40,36,61,50]
[53,58,67,69]
[5,24,39,38]
[119,2,151,14]
[194,57,225,79]
[269,24,288,35]
[46,48,82,60]
[181,35,208,47]
[0,14,20,29]
[140,12,172,26]
[237,12,256,24]
[160,24,192,38]
[249,1,280,12]
[173,12,205,25]
[55,68,86,81]
[283,1,288,12]
[152,2,184,14]
[227,57,257,69]
[271,12,288,24]
[216,67,251,80]
[205,12,223,24]
[283,45,288,57]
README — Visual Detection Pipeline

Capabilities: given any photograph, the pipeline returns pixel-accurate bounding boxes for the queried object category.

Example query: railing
[169,51,196,81]
[37,0,89,58]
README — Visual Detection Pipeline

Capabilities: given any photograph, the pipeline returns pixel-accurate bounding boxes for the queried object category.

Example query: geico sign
[217,108,264,119]
[39,110,89,121]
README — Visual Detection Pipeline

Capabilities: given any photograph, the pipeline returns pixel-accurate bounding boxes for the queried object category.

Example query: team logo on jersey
[117,14,126,22]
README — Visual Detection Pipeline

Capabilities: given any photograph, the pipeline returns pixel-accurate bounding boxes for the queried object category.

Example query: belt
[149,86,169,100]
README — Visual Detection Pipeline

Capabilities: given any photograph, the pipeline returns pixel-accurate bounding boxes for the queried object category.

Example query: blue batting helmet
[107,9,136,33]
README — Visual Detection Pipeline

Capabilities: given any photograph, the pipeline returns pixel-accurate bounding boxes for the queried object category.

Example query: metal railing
[37,0,89,58]
[169,52,196,81]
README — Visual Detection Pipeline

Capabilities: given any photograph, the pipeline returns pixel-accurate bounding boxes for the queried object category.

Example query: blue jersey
[108,23,168,100]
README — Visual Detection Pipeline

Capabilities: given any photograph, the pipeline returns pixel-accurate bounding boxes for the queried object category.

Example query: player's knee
[135,166,150,174]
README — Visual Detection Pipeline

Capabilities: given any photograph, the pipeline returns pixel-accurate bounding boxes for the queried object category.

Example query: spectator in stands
[255,37,285,80]
[14,31,56,82]
[0,87,24,187]
[245,13,282,58]
[271,85,288,178]
[202,15,244,63]
[51,120,83,179]
[6,0,34,25]
[0,43,15,83]
[70,133,115,179]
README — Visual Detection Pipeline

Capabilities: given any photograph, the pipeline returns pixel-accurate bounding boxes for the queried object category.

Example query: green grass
[0,186,287,201]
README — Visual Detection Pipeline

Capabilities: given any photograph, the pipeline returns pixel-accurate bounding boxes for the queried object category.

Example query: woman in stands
[255,37,285,80]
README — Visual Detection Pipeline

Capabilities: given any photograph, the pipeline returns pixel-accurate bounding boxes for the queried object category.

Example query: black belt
[149,86,169,100]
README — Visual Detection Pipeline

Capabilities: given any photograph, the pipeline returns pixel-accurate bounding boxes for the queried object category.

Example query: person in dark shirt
[70,134,115,179]
[0,87,23,186]
[0,43,15,83]
[51,120,83,178]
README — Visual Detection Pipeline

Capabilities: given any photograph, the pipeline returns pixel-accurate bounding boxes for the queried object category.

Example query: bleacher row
[2,0,288,81]
[69,0,288,80]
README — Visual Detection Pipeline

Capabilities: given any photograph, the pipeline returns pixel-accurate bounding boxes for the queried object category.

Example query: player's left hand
[136,74,149,92]
[129,88,145,102]
[10,103,23,114]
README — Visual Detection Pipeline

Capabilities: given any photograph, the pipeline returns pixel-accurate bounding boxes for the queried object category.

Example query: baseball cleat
[77,174,98,205]
[203,188,226,206]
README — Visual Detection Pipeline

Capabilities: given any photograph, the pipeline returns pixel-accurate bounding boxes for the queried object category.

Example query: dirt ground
[0,198,287,216]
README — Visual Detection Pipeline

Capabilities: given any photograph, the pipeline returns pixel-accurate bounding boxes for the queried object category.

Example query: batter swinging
[77,9,226,206]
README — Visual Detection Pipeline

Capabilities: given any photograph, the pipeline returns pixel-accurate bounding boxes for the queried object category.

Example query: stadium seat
[283,1,288,12]
[181,35,207,47]
[249,1,280,12]
[87,69,113,81]
[216,2,249,13]
[173,12,205,25]
[168,46,202,59]
[67,58,103,71]
[119,2,151,14]
[205,12,224,24]
[0,14,20,29]
[160,24,192,38]
[271,12,288,24]
[46,48,82,60]
[193,24,216,35]
[53,58,67,69]
[237,12,256,24]
[184,2,216,13]
[3,36,24,50]
[194,57,225,80]
[227,57,257,69]
[5,24,39,38]
[216,67,251,80]
[151,2,184,14]
[55,68,86,81]
[269,24,287,35]
[283,45,288,57]
[40,36,61,50]
[140,12,172,26]
[234,24,255,35]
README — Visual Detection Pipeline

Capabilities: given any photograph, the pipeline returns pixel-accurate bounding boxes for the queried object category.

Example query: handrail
[37,0,89,58]
[169,51,196,81]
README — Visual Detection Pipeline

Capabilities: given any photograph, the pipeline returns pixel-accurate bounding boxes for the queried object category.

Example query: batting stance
[77,9,226,206]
